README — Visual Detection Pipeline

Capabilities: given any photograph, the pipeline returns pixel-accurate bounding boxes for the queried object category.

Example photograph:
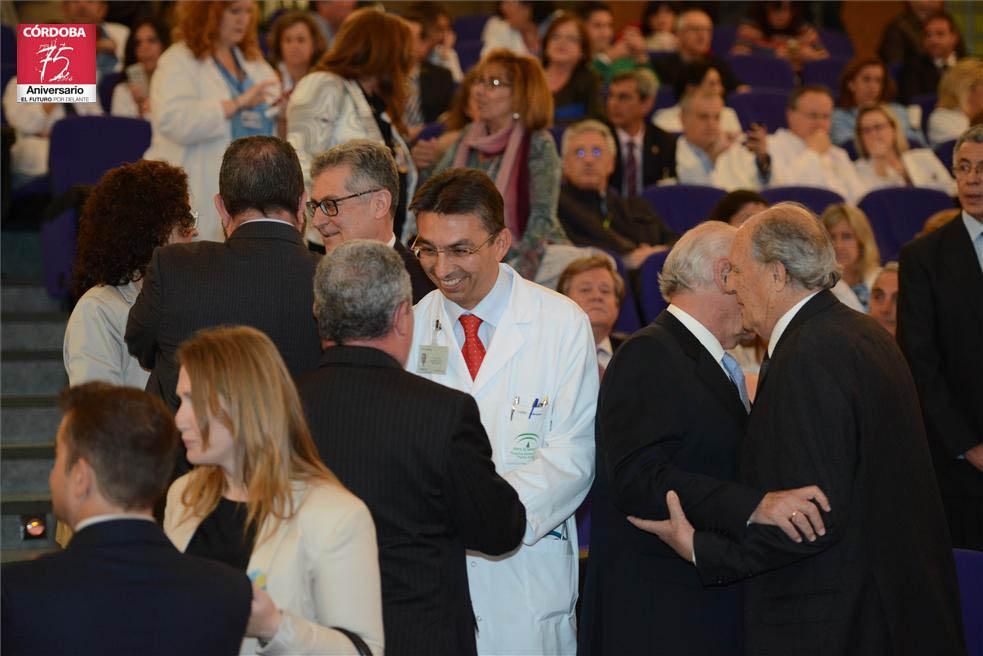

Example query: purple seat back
[641,183,726,235]
[858,187,954,261]
[638,250,671,323]
[760,186,845,216]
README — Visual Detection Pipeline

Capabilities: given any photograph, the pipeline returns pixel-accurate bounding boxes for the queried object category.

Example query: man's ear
[296,191,309,234]
[492,228,512,262]
[393,299,413,338]
[70,457,95,502]
[769,260,788,290]
[712,257,730,293]
[215,194,232,233]
[373,189,394,222]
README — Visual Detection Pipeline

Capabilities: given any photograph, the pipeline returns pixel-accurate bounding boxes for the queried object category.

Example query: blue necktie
[722,353,750,413]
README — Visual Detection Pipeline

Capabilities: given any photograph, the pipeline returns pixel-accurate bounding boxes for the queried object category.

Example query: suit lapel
[940,218,983,326]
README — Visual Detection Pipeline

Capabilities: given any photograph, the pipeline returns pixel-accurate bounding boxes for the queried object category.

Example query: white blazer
[854,148,957,197]
[146,42,279,243]
[286,71,417,245]
[408,265,597,656]
[165,475,385,656]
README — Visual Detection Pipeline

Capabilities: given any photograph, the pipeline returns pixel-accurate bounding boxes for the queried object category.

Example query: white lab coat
[145,42,279,243]
[408,265,597,656]
[854,148,957,198]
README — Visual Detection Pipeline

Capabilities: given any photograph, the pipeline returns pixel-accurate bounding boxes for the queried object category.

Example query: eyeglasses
[475,77,512,90]
[305,189,380,218]
[953,161,983,178]
[859,122,892,135]
[573,146,604,159]
[411,233,497,262]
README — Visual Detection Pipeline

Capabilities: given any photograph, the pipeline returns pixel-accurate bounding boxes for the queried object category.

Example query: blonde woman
[928,58,983,145]
[164,326,383,655]
[820,204,881,311]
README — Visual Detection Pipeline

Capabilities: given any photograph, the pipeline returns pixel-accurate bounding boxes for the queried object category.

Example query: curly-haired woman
[64,160,197,389]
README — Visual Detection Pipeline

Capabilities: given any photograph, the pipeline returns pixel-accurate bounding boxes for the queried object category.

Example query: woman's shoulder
[529,129,559,157]
[158,42,198,67]
[295,480,370,521]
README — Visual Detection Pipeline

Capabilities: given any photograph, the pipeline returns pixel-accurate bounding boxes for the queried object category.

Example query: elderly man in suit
[1,383,251,656]
[557,255,627,373]
[899,125,983,550]
[126,136,321,411]
[633,204,965,655]
[296,240,525,656]
[307,139,436,302]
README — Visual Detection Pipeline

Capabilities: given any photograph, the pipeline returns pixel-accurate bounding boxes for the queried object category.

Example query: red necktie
[625,141,639,197]
[460,314,485,380]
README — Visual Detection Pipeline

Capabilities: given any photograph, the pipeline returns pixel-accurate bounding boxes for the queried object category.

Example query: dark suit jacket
[125,220,322,411]
[296,346,526,656]
[1,519,251,656]
[419,61,455,125]
[898,53,946,103]
[695,292,965,656]
[558,183,676,254]
[610,124,678,196]
[579,312,762,656]
[898,216,983,549]
[395,239,437,303]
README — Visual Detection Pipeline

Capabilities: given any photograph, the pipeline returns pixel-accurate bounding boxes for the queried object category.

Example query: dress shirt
[616,126,645,197]
[652,105,743,137]
[596,336,613,370]
[962,211,983,272]
[667,304,728,376]
[443,266,512,349]
[675,136,716,185]
[767,291,820,356]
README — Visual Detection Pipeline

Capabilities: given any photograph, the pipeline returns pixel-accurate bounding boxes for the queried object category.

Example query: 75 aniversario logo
[16,24,96,103]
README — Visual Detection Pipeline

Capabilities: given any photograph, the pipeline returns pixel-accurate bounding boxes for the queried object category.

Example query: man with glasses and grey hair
[899,124,983,550]
[297,240,525,656]
[631,203,964,654]
[307,139,435,301]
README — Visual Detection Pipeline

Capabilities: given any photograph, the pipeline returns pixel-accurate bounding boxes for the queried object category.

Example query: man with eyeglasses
[557,119,673,269]
[307,140,435,302]
[407,168,597,656]
[126,135,321,413]
[898,124,983,551]
[715,85,866,203]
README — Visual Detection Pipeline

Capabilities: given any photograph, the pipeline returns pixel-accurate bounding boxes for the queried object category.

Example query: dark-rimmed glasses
[411,233,498,262]
[305,189,381,218]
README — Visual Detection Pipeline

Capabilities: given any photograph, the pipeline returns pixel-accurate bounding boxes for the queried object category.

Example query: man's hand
[749,486,831,542]
[411,137,442,169]
[623,244,667,270]
[804,130,831,154]
[627,491,695,562]
[744,123,769,160]
[964,443,983,471]
[245,585,282,642]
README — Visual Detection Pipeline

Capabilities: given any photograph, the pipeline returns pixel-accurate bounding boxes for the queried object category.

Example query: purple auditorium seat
[453,14,490,43]
[933,138,957,174]
[637,250,671,323]
[953,549,983,656]
[642,183,726,235]
[760,186,844,216]
[97,71,125,113]
[818,30,854,59]
[455,39,483,73]
[603,250,642,333]
[725,54,795,90]
[801,57,851,101]
[727,89,789,132]
[858,187,954,261]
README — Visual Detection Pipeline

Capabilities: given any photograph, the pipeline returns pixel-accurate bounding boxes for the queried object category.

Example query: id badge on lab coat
[505,397,548,465]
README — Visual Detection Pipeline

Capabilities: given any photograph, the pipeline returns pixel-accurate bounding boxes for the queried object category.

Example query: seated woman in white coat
[145,0,279,243]
[109,17,169,119]
[853,104,956,197]
[652,60,742,138]
[164,326,384,655]
[927,58,983,146]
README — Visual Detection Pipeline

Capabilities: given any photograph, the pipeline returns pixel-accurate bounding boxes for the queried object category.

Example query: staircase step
[1,396,62,445]
[1,443,55,459]
[0,493,52,515]
[1,283,62,314]
[2,313,68,351]
[1,351,67,396]
[1,547,61,564]
[1,231,44,280]
[1,457,54,495]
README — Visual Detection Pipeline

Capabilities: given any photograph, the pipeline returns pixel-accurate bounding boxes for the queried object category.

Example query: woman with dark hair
[707,188,768,227]
[64,161,197,388]
[542,12,603,126]
[111,17,170,118]
[641,1,679,52]
[287,7,416,243]
[266,10,325,94]
[830,56,924,146]
[732,0,828,70]
[651,59,742,136]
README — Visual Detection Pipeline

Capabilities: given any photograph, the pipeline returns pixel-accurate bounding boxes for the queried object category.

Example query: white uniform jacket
[145,42,279,243]
[165,476,385,656]
[854,148,957,198]
[408,265,597,656]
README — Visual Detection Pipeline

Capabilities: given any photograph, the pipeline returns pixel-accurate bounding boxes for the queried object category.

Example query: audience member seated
[543,12,604,126]
[288,8,416,243]
[146,0,279,242]
[878,0,945,67]
[402,3,456,131]
[63,0,129,80]
[820,203,882,311]
[652,59,742,137]
[558,120,674,268]
[481,1,553,58]
[928,58,983,146]
[642,1,680,52]
[707,188,768,227]
[676,91,748,186]
[298,240,525,656]
[715,85,866,203]
[417,2,464,82]
[1,383,252,656]
[65,161,196,389]
[266,11,325,96]
[309,0,356,49]
[110,17,170,119]
[868,261,899,337]
[583,1,651,86]
[732,1,828,70]
[898,11,963,103]
[831,56,924,147]
[411,68,479,171]
[558,255,628,370]
[652,8,745,99]
[854,103,956,196]
[431,49,569,278]
[165,326,384,655]
[607,69,678,196]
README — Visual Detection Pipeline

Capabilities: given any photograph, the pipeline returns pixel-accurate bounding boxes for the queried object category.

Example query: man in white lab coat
[407,168,597,656]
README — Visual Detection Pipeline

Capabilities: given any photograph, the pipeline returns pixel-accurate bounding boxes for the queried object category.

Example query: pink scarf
[452,119,527,240]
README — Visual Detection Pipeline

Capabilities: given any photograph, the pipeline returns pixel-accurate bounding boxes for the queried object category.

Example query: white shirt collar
[239,217,295,227]
[386,233,397,248]
[667,304,728,374]
[767,291,819,356]
[616,126,645,148]
[75,513,156,532]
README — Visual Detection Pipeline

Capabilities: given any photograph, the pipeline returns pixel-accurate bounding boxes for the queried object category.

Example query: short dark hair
[219,136,304,218]
[59,383,179,510]
[409,168,506,235]
[123,17,171,68]
[787,84,834,111]
[401,1,449,38]
[674,58,719,102]
[708,189,768,222]
[580,1,612,20]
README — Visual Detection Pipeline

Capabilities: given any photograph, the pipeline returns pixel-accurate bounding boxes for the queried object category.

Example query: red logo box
[16,23,96,103]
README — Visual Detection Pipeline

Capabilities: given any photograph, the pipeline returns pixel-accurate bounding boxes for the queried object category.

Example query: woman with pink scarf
[429,49,569,278]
